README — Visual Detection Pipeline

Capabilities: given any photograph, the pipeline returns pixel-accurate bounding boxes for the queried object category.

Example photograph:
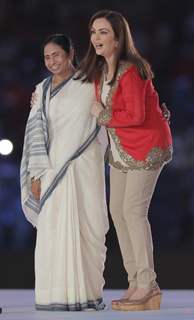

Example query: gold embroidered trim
[98,109,111,125]
[97,61,133,125]
[108,127,173,171]
[105,61,133,111]
[109,150,129,173]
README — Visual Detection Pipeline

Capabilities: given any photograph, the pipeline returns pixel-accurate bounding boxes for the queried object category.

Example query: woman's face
[90,17,118,60]
[44,42,69,75]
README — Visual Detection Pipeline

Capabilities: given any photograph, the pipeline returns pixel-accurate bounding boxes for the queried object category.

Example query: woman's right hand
[30,91,38,108]
[31,178,41,201]
[161,102,171,124]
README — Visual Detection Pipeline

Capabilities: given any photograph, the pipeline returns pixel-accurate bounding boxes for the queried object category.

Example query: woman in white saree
[20,34,109,311]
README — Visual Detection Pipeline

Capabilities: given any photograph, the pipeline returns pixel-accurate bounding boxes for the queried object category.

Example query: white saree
[20,76,109,311]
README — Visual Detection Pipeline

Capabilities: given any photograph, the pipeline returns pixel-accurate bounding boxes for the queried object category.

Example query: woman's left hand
[91,101,104,118]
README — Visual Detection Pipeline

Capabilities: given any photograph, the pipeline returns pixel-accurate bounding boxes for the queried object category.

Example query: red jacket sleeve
[99,68,148,128]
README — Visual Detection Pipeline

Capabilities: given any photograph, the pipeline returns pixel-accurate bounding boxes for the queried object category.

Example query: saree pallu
[20,77,109,311]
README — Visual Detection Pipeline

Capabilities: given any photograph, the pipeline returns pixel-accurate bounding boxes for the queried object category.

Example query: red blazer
[96,62,173,170]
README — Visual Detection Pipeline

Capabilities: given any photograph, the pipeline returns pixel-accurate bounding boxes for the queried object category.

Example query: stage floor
[0,289,194,319]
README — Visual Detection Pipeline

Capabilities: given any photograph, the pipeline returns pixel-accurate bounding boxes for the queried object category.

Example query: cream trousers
[110,166,163,289]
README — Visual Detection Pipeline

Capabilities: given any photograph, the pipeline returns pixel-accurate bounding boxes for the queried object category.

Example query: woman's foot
[122,287,137,299]
[112,287,162,311]
[129,287,153,300]
[111,287,137,306]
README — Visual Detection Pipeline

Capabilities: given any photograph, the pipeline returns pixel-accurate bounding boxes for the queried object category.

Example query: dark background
[0,0,194,289]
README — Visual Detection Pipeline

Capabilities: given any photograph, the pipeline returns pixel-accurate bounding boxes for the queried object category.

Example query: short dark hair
[42,33,78,67]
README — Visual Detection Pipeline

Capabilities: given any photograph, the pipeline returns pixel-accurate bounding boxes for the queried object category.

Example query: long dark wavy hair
[42,33,78,67]
[77,10,153,83]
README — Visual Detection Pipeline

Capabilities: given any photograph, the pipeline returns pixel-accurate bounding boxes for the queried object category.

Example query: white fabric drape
[21,77,109,310]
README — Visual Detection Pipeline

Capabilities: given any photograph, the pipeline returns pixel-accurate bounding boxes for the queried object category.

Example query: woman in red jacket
[78,10,172,311]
